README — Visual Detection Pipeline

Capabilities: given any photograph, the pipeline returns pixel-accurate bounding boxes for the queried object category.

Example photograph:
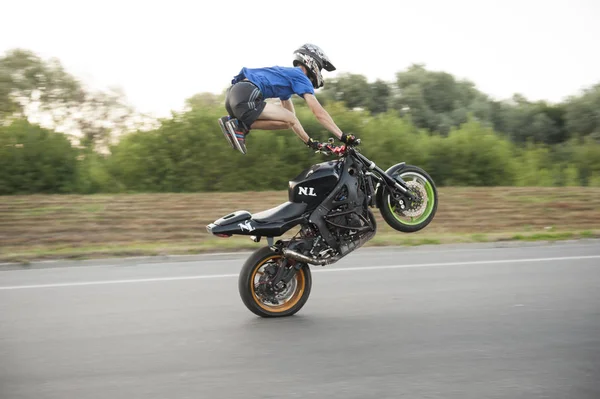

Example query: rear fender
[206,212,304,238]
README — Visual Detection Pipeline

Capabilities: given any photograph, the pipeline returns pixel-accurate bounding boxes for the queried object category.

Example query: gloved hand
[306,138,323,151]
[340,133,360,146]
[306,138,345,155]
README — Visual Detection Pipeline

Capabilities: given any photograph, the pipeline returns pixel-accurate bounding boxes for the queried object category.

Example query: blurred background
[1,0,600,261]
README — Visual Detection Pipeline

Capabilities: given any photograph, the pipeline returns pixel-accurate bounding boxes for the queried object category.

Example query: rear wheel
[379,165,438,233]
[238,246,312,318]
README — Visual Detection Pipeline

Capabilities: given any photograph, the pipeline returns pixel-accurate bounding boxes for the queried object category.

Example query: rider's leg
[225,107,293,154]
[250,120,291,130]
[222,83,310,153]
[218,87,237,149]
[254,103,310,143]
[221,82,263,154]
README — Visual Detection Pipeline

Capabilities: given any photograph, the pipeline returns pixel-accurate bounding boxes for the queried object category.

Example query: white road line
[0,255,599,291]
[316,255,600,273]
[0,273,240,290]
[3,241,597,270]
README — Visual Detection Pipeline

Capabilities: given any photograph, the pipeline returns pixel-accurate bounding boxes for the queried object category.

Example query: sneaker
[218,116,235,149]
[226,118,248,155]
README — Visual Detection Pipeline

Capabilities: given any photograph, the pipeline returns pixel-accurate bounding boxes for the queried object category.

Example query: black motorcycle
[207,139,438,317]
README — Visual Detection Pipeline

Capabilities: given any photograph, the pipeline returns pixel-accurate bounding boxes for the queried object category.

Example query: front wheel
[378,165,438,233]
[238,246,312,318]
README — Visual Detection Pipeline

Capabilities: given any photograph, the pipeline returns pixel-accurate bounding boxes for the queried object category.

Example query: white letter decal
[238,220,255,232]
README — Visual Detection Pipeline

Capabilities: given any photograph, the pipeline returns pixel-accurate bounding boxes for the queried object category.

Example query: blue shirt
[231,66,315,101]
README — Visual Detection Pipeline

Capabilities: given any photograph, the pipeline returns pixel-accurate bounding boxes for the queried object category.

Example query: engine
[284,159,377,264]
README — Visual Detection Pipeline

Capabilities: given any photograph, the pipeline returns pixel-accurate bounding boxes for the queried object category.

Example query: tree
[367,79,391,114]
[0,48,151,151]
[564,84,600,139]
[322,73,370,110]
[0,49,82,121]
[392,64,492,135]
[184,92,224,111]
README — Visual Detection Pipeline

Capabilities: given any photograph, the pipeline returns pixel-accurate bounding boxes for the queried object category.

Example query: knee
[288,116,302,129]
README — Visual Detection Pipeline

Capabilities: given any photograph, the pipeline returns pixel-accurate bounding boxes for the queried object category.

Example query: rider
[218,44,359,154]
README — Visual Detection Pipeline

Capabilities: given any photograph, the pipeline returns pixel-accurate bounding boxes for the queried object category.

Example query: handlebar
[314,137,360,156]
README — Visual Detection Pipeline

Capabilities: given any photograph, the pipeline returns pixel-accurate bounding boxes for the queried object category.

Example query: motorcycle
[206,139,438,317]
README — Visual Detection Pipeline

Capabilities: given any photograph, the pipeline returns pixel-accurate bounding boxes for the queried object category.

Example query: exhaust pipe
[281,249,341,266]
[282,230,376,266]
[281,224,377,266]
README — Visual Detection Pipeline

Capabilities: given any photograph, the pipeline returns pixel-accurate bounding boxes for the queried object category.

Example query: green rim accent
[388,173,435,226]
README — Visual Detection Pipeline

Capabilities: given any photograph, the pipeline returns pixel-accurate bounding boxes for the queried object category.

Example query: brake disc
[401,180,428,217]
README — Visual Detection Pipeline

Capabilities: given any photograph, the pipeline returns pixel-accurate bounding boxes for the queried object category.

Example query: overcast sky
[2,0,599,117]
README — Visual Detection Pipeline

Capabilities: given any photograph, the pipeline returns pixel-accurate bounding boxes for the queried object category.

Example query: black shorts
[225,81,266,129]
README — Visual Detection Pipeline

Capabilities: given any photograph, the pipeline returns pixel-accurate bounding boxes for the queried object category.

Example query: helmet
[293,44,336,89]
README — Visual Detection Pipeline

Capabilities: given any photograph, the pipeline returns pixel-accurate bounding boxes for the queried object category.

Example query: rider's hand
[306,138,323,151]
[306,138,345,155]
[340,133,360,146]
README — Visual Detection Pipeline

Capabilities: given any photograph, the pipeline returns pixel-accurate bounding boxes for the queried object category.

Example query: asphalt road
[1,241,600,399]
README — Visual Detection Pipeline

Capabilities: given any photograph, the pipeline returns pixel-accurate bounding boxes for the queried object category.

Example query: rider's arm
[281,98,295,114]
[303,94,344,140]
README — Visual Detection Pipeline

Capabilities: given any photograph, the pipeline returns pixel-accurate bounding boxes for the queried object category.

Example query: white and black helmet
[293,44,336,89]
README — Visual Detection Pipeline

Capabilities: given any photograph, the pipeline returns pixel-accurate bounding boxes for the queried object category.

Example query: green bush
[75,151,120,194]
[0,120,78,194]
[427,119,517,186]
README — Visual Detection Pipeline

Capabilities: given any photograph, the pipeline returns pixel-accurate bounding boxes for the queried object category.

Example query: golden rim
[250,255,306,313]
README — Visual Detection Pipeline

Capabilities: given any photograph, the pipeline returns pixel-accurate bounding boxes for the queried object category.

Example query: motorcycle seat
[252,202,307,223]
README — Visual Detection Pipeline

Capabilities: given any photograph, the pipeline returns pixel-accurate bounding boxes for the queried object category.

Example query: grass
[1,187,600,263]
[470,234,489,243]
[511,232,576,242]
[581,230,595,239]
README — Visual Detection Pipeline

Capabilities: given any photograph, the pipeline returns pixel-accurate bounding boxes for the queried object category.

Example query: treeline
[1,48,600,194]
[320,64,600,145]
[2,102,600,194]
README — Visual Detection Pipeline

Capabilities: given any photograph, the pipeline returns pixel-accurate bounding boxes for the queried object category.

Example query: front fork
[357,153,416,202]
